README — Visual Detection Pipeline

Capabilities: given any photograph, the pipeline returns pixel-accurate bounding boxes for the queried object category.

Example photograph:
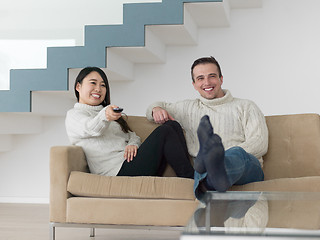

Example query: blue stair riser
[0,0,222,112]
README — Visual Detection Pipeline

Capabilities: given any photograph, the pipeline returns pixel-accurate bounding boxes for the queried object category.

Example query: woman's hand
[105,105,122,121]
[124,145,138,162]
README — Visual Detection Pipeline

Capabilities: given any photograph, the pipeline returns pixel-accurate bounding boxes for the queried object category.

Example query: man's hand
[124,145,138,162]
[152,107,175,124]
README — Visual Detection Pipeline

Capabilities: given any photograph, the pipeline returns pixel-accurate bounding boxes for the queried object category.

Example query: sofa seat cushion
[67,171,195,200]
[230,176,320,192]
[230,176,320,230]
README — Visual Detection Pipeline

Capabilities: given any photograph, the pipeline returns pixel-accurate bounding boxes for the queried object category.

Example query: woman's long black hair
[74,67,131,133]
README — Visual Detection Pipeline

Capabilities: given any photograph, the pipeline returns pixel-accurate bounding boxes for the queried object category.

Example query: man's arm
[146,102,175,124]
[237,102,269,159]
[151,107,175,124]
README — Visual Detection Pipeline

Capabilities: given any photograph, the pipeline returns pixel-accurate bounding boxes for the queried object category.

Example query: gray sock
[196,115,230,192]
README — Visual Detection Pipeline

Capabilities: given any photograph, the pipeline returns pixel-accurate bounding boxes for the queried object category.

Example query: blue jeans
[193,146,264,201]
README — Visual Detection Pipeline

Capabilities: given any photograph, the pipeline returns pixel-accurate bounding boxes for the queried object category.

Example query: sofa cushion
[66,197,198,226]
[230,176,320,230]
[230,176,320,192]
[67,171,195,200]
[127,116,159,142]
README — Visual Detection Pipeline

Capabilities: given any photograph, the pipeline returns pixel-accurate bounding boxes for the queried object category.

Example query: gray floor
[0,203,181,240]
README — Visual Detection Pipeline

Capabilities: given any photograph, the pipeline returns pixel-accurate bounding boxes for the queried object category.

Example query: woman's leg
[117,129,163,176]
[118,121,194,178]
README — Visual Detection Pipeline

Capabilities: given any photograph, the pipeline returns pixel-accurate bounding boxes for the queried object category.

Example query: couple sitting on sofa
[65,56,268,201]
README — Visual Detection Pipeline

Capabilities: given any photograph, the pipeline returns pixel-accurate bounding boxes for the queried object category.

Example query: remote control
[113,107,123,113]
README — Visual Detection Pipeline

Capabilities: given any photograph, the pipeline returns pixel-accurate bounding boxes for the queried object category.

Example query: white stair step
[106,50,135,81]
[186,1,231,28]
[31,91,75,116]
[32,63,133,116]
[106,1,232,67]
[0,113,43,134]
[147,6,198,46]
[68,68,81,91]
[229,0,262,9]
[109,28,166,64]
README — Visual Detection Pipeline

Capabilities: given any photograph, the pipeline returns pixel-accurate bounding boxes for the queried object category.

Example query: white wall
[0,117,68,203]
[1,0,320,203]
[111,0,320,117]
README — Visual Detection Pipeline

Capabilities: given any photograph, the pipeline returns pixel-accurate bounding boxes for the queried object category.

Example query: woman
[65,67,194,178]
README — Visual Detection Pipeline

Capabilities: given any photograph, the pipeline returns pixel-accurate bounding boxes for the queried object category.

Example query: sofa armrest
[50,145,88,223]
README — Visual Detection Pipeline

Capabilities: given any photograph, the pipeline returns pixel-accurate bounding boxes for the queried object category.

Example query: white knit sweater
[146,90,268,165]
[65,103,141,176]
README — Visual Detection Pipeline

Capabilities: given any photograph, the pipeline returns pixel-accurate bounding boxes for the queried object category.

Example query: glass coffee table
[181,191,320,239]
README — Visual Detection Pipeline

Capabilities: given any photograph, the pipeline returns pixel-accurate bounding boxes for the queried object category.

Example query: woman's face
[76,71,107,106]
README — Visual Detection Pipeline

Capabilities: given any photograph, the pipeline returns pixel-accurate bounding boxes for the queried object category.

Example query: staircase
[0,0,262,152]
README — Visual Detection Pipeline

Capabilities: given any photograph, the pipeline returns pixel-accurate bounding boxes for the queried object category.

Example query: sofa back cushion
[263,114,320,180]
[127,115,159,142]
[127,114,320,180]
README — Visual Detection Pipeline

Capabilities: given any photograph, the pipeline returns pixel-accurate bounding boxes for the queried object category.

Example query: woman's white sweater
[146,90,268,165]
[65,103,141,176]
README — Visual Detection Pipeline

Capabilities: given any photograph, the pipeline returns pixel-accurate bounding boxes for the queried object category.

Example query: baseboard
[0,197,49,204]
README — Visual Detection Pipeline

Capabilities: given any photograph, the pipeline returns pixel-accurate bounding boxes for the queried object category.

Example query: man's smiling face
[192,63,225,100]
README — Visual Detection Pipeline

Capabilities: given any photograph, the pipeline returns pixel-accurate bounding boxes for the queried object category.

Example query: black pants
[117,120,194,179]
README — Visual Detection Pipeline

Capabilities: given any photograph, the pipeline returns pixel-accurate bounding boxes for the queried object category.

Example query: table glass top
[182,191,320,238]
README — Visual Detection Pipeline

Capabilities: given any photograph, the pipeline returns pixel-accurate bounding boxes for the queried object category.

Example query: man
[146,56,268,200]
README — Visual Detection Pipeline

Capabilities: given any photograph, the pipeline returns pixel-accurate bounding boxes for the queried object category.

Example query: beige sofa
[50,113,320,239]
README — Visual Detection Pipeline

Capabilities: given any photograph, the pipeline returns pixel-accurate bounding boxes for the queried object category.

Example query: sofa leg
[90,228,95,237]
[50,224,55,240]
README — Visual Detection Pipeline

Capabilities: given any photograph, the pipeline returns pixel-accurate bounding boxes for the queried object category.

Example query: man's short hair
[191,56,222,82]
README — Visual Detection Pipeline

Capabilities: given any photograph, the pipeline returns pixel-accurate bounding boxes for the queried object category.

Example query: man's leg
[224,146,264,185]
[194,115,230,192]
[194,146,264,195]
[194,115,264,193]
